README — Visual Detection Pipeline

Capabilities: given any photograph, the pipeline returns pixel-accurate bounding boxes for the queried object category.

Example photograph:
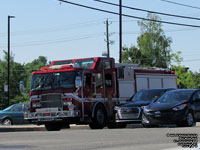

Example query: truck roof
[32,57,115,74]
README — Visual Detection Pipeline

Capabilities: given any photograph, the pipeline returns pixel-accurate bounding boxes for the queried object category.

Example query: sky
[0,0,200,72]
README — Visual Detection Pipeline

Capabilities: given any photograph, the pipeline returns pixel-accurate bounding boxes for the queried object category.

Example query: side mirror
[75,76,82,88]
[19,81,24,93]
[19,81,29,97]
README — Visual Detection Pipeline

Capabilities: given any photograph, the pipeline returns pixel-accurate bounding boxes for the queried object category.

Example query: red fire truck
[24,57,177,131]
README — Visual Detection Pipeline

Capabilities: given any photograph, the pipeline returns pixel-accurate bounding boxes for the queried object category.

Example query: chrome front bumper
[24,108,80,122]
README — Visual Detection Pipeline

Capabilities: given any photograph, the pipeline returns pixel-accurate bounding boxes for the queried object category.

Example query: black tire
[2,118,13,125]
[107,122,127,129]
[89,104,107,129]
[45,123,62,131]
[177,112,194,127]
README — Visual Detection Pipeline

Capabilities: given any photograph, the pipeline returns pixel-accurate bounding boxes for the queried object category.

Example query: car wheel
[2,118,13,125]
[89,104,106,129]
[177,112,195,127]
[185,112,194,127]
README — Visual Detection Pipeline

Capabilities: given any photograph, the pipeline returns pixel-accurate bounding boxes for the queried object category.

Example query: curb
[0,125,46,132]
[0,123,199,132]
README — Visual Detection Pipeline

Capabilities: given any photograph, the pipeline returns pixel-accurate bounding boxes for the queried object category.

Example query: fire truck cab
[25,57,177,131]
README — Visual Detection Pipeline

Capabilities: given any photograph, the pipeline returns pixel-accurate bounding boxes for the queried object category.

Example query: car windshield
[3,105,13,111]
[31,71,79,90]
[155,90,194,103]
[132,89,165,101]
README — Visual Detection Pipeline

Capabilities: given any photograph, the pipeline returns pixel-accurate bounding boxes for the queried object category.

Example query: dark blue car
[114,88,175,124]
[142,89,200,127]
[0,103,30,125]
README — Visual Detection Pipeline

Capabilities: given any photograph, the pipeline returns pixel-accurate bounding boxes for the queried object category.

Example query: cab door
[102,60,116,116]
[102,60,116,99]
[83,72,93,98]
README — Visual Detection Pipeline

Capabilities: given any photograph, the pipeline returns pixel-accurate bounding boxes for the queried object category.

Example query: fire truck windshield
[30,71,79,90]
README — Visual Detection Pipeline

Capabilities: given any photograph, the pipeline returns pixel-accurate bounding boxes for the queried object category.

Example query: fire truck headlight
[63,101,70,106]
[68,103,75,111]
[63,101,75,110]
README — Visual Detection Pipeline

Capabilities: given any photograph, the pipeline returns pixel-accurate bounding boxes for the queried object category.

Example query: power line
[117,27,199,35]
[160,0,200,10]
[1,27,197,48]
[93,0,200,21]
[0,33,104,48]
[0,19,106,37]
[58,0,200,28]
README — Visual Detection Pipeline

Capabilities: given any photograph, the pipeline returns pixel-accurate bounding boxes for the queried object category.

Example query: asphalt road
[0,125,199,150]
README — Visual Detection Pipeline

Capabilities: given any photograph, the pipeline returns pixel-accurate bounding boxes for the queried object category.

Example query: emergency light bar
[40,64,74,71]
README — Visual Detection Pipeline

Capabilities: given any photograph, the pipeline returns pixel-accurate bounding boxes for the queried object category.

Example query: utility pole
[8,15,15,106]
[106,19,110,58]
[119,0,122,63]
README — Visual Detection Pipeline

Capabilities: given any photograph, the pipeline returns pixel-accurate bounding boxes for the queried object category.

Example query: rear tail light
[29,91,33,96]
[171,70,175,74]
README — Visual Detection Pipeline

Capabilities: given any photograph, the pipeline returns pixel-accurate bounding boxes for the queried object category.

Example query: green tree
[170,52,198,89]
[122,46,146,64]
[192,72,200,89]
[0,51,28,108]
[0,51,49,109]
[173,65,195,89]
[122,13,172,68]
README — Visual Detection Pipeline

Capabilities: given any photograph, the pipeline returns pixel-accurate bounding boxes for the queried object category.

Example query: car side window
[192,91,200,101]
[11,104,22,112]
[23,104,30,112]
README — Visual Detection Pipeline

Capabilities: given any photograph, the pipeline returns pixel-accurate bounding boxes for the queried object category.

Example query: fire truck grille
[41,94,62,108]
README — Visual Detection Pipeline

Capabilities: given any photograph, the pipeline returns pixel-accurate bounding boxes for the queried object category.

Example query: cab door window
[95,73,103,88]
[105,74,112,87]
[84,73,92,88]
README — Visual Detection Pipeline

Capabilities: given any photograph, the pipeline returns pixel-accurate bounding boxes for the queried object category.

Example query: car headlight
[143,107,150,113]
[172,104,187,111]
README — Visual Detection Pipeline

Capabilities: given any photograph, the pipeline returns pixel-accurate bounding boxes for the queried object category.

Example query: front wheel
[177,112,195,127]
[2,118,12,125]
[89,104,106,129]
